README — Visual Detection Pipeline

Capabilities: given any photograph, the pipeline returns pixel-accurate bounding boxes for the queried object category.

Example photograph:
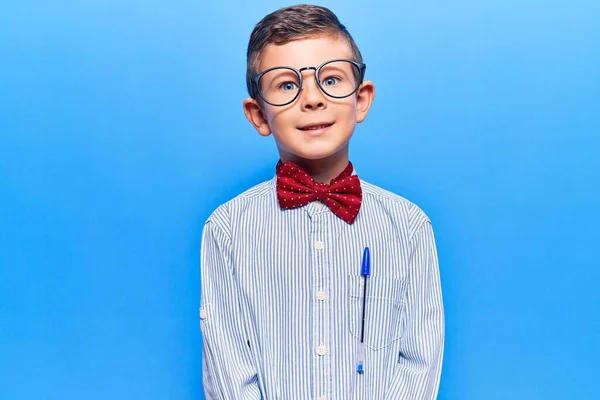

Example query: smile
[298,123,334,131]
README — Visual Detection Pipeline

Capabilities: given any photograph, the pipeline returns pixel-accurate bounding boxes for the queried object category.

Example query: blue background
[1,0,599,399]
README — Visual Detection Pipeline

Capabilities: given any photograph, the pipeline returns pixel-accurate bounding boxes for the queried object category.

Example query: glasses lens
[258,67,300,105]
[317,61,361,98]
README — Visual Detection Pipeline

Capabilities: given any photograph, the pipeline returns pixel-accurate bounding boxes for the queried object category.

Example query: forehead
[258,35,354,72]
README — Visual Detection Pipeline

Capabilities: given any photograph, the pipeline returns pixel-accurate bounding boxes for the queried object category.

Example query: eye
[322,76,340,86]
[279,81,298,91]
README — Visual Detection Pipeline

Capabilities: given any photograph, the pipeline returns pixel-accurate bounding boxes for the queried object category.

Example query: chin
[278,138,350,163]
[288,147,348,162]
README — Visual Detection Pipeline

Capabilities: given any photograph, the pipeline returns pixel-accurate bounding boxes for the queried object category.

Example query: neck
[280,150,350,184]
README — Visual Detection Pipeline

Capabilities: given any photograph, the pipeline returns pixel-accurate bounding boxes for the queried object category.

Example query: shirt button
[314,241,324,250]
[316,345,327,356]
[314,201,324,209]
[317,291,326,301]
[319,396,328,400]
[199,307,207,320]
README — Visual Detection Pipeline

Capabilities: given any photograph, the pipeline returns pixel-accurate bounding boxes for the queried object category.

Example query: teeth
[303,124,329,130]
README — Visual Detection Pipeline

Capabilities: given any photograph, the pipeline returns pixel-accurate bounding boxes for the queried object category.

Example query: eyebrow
[259,56,355,73]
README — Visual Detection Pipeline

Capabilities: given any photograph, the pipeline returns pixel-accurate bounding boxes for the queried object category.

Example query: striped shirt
[199,174,444,400]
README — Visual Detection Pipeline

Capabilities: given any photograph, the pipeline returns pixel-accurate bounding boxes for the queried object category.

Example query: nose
[299,69,326,110]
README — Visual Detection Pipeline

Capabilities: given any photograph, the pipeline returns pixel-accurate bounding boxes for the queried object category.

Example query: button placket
[311,213,330,400]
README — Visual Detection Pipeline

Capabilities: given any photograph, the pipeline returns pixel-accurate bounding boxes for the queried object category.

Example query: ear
[243,98,272,136]
[355,80,375,123]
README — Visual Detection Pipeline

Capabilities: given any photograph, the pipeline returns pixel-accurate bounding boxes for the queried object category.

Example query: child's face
[243,35,375,164]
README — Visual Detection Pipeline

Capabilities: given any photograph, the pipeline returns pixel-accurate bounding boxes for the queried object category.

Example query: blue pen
[356,247,370,374]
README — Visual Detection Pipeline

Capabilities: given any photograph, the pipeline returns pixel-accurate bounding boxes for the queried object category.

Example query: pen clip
[361,247,370,276]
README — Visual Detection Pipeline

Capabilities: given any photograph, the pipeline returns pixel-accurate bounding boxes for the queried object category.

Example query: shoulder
[204,178,275,233]
[360,179,432,239]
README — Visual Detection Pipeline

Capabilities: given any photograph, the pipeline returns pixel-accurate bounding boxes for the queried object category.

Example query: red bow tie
[275,161,362,224]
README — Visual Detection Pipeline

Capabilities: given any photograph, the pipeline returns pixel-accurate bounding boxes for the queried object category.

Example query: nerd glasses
[250,59,366,106]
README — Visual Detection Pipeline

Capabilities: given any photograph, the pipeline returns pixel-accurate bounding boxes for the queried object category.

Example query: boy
[199,4,444,400]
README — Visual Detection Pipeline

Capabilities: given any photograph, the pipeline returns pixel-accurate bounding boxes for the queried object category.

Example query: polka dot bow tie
[275,160,363,224]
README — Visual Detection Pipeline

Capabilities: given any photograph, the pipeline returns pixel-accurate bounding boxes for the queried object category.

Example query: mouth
[298,122,334,131]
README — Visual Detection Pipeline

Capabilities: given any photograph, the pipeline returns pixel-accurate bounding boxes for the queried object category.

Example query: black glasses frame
[250,58,367,107]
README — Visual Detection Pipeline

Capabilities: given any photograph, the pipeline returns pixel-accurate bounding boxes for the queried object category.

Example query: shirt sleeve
[385,220,445,400]
[199,219,262,400]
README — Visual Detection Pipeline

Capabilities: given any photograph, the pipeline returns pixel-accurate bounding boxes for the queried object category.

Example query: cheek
[332,99,357,115]
[267,110,297,133]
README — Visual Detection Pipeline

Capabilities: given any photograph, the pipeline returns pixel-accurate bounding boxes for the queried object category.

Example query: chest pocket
[347,275,407,350]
